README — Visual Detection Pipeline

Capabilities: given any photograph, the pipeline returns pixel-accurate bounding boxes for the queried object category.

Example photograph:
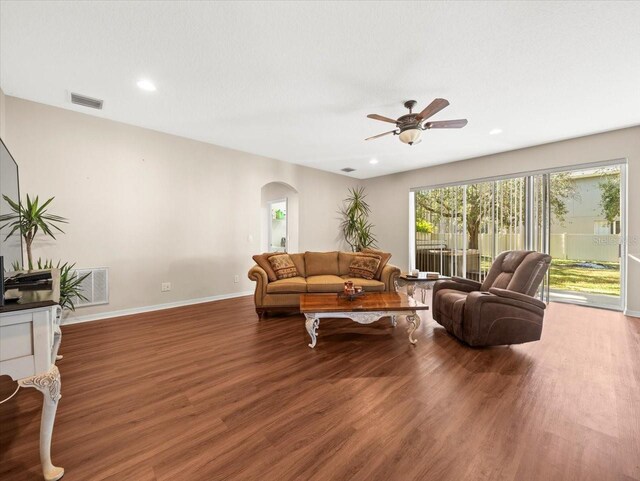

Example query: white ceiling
[1,1,639,179]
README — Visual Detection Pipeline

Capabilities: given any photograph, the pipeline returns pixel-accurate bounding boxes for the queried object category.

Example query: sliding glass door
[412,162,625,309]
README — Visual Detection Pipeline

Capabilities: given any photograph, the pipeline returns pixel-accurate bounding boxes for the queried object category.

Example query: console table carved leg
[305,314,319,348]
[53,306,63,361]
[406,313,421,345]
[18,365,64,481]
[51,325,62,363]
[391,315,397,327]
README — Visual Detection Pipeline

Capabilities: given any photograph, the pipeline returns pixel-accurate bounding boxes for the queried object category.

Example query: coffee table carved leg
[18,365,64,481]
[391,315,397,327]
[406,313,421,345]
[305,314,319,348]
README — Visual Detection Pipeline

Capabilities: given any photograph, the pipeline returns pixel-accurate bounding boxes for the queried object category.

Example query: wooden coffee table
[300,292,429,348]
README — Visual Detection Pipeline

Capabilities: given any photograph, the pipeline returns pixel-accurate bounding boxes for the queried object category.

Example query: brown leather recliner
[432,250,552,347]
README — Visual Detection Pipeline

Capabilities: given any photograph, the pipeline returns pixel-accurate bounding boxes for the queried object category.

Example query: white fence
[550,234,619,262]
[416,233,620,262]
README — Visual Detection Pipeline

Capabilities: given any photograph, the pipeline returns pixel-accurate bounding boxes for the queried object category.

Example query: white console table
[0,272,64,481]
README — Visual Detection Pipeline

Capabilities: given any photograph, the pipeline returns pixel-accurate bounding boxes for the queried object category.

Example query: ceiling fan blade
[367,114,398,124]
[365,130,397,141]
[416,98,450,120]
[424,119,468,129]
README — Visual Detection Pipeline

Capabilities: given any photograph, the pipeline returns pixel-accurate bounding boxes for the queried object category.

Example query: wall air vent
[70,92,104,110]
[341,167,356,173]
[72,267,109,307]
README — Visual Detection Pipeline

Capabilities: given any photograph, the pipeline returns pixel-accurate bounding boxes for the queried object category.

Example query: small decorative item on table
[339,281,365,301]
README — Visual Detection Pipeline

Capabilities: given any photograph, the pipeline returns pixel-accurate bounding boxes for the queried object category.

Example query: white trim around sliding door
[620,163,628,313]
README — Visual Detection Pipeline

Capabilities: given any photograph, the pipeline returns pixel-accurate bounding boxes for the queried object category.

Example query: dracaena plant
[339,187,377,252]
[0,194,68,270]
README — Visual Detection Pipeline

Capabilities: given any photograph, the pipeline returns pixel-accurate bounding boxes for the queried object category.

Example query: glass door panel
[415,185,466,278]
[548,166,622,309]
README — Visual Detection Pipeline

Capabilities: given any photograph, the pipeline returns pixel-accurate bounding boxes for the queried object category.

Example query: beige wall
[4,97,356,321]
[363,126,640,314]
[0,88,6,139]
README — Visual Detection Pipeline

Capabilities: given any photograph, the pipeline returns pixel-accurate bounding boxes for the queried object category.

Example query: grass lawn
[549,259,620,296]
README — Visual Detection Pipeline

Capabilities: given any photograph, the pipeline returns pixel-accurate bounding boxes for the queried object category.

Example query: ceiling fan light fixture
[399,128,422,145]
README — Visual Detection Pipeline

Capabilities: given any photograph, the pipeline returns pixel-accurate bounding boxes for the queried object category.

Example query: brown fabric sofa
[432,250,551,346]
[248,251,400,317]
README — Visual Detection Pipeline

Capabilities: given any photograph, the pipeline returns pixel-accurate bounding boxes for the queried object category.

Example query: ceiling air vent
[70,92,103,110]
[341,167,356,173]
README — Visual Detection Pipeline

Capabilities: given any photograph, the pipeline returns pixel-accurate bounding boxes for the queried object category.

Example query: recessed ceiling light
[369,159,379,165]
[489,128,503,135]
[136,79,157,92]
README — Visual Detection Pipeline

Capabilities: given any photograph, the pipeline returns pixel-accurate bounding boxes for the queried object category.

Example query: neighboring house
[550,169,621,262]
[551,170,620,235]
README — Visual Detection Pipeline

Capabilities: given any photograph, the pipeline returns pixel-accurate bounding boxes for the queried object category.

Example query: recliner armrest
[488,288,546,310]
[433,279,478,295]
[451,276,482,290]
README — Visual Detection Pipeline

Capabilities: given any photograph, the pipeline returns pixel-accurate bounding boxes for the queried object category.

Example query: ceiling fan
[366,98,468,145]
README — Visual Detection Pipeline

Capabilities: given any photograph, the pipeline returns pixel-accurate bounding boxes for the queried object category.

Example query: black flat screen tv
[0,138,23,272]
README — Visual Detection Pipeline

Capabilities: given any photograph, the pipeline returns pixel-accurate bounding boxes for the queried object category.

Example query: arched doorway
[260,182,299,253]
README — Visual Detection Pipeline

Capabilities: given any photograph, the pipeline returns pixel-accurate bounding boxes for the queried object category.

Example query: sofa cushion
[362,248,392,280]
[341,277,385,292]
[289,253,306,278]
[252,253,279,282]
[266,276,308,294]
[306,275,345,293]
[305,251,339,277]
[348,253,381,280]
[268,253,299,279]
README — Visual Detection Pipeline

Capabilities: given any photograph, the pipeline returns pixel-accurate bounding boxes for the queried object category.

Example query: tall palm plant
[339,187,377,251]
[0,194,68,269]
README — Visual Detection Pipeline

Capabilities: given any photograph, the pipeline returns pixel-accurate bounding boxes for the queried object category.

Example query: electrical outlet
[161,282,171,292]
[234,275,239,283]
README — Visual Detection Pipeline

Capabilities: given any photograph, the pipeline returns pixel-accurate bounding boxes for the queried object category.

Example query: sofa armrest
[381,264,401,292]
[489,288,546,310]
[248,265,269,307]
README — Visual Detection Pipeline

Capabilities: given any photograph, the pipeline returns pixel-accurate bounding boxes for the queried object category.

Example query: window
[594,220,621,235]
[594,221,610,235]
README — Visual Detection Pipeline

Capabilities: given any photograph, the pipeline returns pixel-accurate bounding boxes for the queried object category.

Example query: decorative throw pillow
[362,248,392,279]
[268,254,299,280]
[252,253,279,282]
[348,253,382,280]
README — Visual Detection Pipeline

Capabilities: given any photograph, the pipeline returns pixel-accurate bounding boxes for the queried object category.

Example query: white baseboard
[62,290,254,326]
[624,309,640,318]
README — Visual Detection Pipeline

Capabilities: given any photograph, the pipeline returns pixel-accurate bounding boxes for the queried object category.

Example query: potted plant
[339,187,377,251]
[1,194,67,270]
[1,194,88,312]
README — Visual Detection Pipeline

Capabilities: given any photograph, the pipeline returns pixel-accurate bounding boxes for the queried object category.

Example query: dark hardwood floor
[1,296,639,481]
